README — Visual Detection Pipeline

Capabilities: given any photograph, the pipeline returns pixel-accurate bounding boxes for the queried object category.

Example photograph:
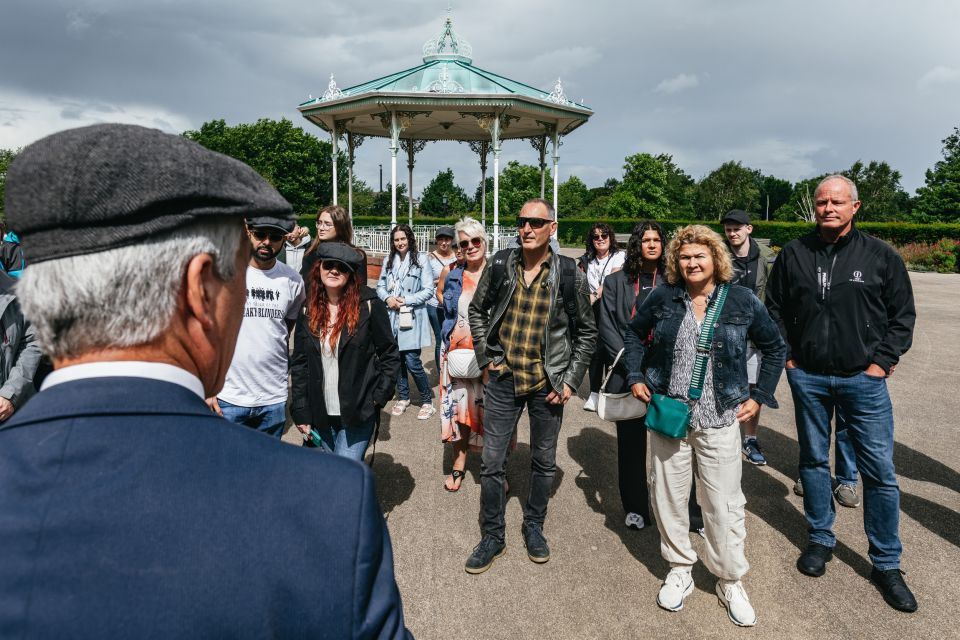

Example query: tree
[914,127,960,222]
[0,148,19,220]
[842,160,909,221]
[183,118,347,213]
[756,174,793,221]
[419,168,470,215]
[370,183,409,216]
[478,161,549,217]
[606,153,671,219]
[558,175,590,215]
[695,161,760,220]
[656,154,697,217]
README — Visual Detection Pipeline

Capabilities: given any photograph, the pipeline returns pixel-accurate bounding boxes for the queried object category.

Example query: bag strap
[687,283,729,400]
[600,348,625,393]
[558,256,578,333]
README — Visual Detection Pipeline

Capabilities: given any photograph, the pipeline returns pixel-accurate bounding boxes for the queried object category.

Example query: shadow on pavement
[894,442,960,494]
[371,453,415,517]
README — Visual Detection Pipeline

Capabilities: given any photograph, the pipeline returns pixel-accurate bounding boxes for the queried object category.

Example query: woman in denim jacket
[377,224,437,419]
[623,225,785,628]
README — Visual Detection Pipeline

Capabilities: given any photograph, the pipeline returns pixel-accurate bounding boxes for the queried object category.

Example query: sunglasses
[516,217,549,230]
[592,233,609,241]
[458,237,483,249]
[251,230,284,242]
[320,260,350,273]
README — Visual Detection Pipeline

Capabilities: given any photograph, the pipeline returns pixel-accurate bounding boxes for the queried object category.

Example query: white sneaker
[583,392,599,412]
[417,403,436,420]
[716,580,757,627]
[390,400,411,416]
[624,513,645,530]
[657,568,694,611]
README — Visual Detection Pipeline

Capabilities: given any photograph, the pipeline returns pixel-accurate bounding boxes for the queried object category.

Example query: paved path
[290,272,959,639]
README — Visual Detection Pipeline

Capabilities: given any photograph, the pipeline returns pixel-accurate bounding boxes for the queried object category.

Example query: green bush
[897,239,960,273]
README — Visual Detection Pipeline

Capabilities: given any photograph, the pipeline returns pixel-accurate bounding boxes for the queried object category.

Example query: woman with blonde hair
[623,224,785,627]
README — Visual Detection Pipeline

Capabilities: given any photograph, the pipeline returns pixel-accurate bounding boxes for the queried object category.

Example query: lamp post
[442,193,449,217]
[379,164,383,193]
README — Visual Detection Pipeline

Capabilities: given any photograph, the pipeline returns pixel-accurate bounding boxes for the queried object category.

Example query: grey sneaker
[834,483,861,508]
[793,478,804,496]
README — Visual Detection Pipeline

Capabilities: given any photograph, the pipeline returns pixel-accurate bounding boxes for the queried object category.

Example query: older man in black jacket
[766,174,917,613]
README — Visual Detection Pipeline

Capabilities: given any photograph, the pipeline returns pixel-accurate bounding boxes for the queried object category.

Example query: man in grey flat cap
[0,124,410,639]
[212,215,305,439]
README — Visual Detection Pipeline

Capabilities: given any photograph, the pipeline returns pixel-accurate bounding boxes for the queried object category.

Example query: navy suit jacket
[0,377,411,639]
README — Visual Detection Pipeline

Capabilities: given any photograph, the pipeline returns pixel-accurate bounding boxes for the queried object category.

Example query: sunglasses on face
[516,217,549,230]
[458,237,483,249]
[592,233,609,241]
[320,260,350,273]
[251,230,284,242]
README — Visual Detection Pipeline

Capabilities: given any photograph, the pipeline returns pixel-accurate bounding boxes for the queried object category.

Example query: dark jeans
[787,366,902,570]
[616,418,650,522]
[397,349,433,403]
[588,350,604,394]
[426,304,443,371]
[481,371,563,542]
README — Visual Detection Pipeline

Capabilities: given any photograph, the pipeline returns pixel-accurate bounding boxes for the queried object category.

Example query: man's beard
[252,245,278,263]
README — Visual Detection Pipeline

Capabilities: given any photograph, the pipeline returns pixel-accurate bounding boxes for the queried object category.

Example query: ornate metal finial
[321,74,344,101]
[426,63,465,94]
[546,78,570,105]
[422,10,473,63]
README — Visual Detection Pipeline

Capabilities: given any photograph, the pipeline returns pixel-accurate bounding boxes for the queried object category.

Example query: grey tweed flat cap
[4,123,294,263]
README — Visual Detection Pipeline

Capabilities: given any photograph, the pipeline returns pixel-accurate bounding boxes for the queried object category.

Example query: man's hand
[482,362,499,386]
[206,397,223,416]
[865,363,888,378]
[785,358,797,370]
[0,397,14,422]
[630,383,651,402]
[736,399,761,422]
[546,384,574,405]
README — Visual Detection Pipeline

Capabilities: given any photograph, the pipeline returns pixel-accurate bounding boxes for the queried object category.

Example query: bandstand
[297,10,593,251]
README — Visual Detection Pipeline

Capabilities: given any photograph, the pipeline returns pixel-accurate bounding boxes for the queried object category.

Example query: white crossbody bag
[597,348,647,422]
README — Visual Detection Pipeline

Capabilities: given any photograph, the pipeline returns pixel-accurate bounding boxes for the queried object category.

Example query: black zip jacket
[765,227,915,376]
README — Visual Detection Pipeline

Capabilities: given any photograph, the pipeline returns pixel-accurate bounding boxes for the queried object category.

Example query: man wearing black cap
[720,209,776,466]
[0,124,409,638]
[212,216,305,439]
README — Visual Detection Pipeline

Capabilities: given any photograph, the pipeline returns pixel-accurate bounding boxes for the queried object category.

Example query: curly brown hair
[665,224,734,286]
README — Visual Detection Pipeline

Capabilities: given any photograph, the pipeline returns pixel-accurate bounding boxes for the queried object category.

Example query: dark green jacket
[468,248,597,394]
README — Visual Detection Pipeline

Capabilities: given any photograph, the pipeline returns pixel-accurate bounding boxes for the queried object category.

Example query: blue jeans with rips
[218,400,287,439]
[786,366,902,570]
[397,349,433,404]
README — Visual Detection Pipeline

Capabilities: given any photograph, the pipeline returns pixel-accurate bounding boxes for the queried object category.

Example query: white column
[552,126,560,230]
[539,135,547,199]
[480,164,487,228]
[347,133,354,219]
[407,143,415,227]
[331,123,339,206]
[491,116,502,252]
[389,112,400,226]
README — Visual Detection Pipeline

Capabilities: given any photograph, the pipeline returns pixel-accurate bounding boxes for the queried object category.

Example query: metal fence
[354,224,513,254]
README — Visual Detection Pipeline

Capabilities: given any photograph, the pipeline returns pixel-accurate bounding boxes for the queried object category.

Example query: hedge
[296,214,960,249]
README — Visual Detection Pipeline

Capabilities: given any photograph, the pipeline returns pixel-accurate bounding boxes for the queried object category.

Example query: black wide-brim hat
[4,123,294,263]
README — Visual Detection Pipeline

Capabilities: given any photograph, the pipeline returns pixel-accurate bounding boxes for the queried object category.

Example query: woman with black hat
[291,242,400,460]
[426,225,458,372]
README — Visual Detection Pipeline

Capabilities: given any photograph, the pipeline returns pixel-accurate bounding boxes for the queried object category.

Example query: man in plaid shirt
[466,198,596,574]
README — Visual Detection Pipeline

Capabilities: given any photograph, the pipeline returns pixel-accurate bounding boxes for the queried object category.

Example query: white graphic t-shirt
[218,262,305,407]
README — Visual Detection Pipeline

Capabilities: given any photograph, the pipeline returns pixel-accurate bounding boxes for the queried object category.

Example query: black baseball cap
[721,210,751,225]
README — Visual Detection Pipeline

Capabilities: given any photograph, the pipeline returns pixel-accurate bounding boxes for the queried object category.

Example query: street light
[379,164,383,193]
[442,194,449,216]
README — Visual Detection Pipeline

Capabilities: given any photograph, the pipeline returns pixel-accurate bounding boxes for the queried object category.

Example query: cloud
[529,46,602,77]
[918,65,960,90]
[653,73,699,95]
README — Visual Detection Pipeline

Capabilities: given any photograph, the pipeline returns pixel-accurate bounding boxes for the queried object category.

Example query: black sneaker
[871,568,918,613]
[464,535,506,574]
[521,523,550,563]
[797,542,833,577]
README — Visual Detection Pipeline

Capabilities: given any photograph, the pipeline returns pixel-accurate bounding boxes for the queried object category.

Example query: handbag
[398,305,413,330]
[446,348,481,379]
[644,284,729,439]
[597,349,647,422]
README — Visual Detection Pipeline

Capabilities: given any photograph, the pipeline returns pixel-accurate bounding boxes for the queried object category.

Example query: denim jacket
[623,283,786,411]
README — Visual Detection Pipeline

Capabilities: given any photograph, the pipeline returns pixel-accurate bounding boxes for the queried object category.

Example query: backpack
[0,231,25,279]
[484,248,579,334]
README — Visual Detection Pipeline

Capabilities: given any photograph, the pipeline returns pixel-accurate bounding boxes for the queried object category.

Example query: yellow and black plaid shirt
[499,252,552,395]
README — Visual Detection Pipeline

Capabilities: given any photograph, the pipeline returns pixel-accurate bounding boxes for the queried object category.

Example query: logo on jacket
[850,270,864,283]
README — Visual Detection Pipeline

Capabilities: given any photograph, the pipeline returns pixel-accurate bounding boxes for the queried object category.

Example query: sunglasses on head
[592,233,609,241]
[458,236,483,249]
[251,229,284,242]
[320,260,350,273]
[516,217,549,230]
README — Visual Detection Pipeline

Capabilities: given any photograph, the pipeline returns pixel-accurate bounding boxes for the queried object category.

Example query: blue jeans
[397,349,433,403]
[834,409,859,486]
[480,371,563,542]
[218,400,286,439]
[426,304,443,370]
[310,416,376,461]
[786,367,902,570]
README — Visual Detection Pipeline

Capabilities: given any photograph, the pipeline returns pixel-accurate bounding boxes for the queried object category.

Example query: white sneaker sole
[716,583,757,627]
[657,578,694,612]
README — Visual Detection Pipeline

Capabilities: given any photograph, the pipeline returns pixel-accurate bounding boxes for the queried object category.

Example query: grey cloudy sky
[2,0,958,198]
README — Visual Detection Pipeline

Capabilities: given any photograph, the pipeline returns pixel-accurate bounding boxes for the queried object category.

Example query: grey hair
[815,174,859,201]
[17,218,245,360]
[521,198,556,220]
[455,216,486,243]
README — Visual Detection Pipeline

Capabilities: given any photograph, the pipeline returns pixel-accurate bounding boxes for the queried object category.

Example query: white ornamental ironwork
[426,64,465,94]
[422,13,473,61]
[321,74,344,101]
[546,78,570,105]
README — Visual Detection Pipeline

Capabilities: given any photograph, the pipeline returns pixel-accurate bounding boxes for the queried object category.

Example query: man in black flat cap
[211,215,305,439]
[0,123,410,639]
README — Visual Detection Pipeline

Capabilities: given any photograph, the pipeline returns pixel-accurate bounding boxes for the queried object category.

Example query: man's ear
[182,253,218,330]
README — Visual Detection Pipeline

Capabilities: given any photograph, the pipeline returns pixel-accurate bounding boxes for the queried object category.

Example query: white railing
[354,224,513,254]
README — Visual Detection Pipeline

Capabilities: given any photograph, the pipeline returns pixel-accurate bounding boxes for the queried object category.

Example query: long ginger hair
[307,261,363,350]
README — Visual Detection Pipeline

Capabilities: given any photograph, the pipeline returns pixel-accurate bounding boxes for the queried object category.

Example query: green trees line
[2,119,959,224]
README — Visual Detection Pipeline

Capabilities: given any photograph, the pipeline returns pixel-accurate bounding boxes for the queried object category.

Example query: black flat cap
[314,241,364,273]
[4,123,293,264]
[721,209,751,225]
[246,216,295,234]
[435,225,455,239]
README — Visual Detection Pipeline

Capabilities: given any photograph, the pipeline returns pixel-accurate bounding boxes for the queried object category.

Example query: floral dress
[439,270,486,450]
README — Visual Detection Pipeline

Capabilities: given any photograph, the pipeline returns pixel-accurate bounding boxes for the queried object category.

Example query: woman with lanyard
[376,224,436,420]
[425,226,458,374]
[579,222,624,412]
[622,225,785,627]
[291,242,400,460]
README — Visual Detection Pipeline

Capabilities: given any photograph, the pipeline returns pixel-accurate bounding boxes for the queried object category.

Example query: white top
[320,338,340,416]
[218,262,306,407]
[586,251,625,294]
[283,234,312,274]
[426,251,457,307]
[41,361,205,399]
